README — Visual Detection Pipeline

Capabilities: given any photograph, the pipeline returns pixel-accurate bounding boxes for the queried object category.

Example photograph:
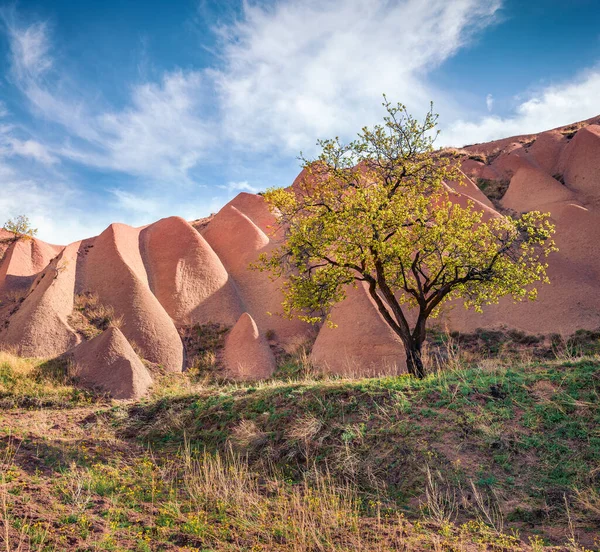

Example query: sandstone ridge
[1,118,599,391]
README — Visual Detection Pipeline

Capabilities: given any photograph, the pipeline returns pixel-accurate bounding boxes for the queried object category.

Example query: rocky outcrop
[0,116,599,383]
[0,237,62,298]
[141,216,243,326]
[223,312,276,380]
[70,326,153,399]
[559,125,600,201]
[501,166,575,212]
[76,223,183,372]
[0,242,79,357]
[311,282,405,375]
[202,205,308,345]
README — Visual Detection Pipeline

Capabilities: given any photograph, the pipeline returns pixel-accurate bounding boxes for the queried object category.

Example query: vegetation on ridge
[2,215,38,240]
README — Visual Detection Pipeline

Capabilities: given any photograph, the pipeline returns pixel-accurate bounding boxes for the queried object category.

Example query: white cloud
[0,99,57,165]
[0,161,91,245]
[59,71,215,181]
[6,138,57,164]
[109,189,162,215]
[6,20,53,79]
[4,19,215,182]
[212,0,502,152]
[444,68,600,145]
[4,0,502,178]
[3,0,600,245]
[220,180,262,195]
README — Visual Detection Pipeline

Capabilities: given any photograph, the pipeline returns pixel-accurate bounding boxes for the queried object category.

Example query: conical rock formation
[0,242,79,357]
[0,237,62,297]
[559,125,600,201]
[202,205,308,345]
[70,326,153,399]
[141,216,243,326]
[0,116,600,382]
[223,312,276,380]
[76,223,183,372]
[501,166,575,212]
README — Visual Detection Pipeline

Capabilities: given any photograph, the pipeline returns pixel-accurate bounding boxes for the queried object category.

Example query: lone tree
[257,99,557,378]
[3,215,38,240]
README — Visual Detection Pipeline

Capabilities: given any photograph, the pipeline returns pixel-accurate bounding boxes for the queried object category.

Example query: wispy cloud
[1,0,599,245]
[60,71,215,181]
[212,0,502,152]
[109,189,162,215]
[220,180,262,195]
[3,137,57,165]
[6,19,53,79]
[3,0,503,181]
[444,68,600,145]
[0,157,91,245]
[3,14,215,182]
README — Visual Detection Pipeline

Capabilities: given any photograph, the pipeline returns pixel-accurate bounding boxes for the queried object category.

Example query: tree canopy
[3,215,38,240]
[256,99,557,378]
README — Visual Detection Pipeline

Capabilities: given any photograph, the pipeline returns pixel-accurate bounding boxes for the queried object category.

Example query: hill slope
[1,353,599,550]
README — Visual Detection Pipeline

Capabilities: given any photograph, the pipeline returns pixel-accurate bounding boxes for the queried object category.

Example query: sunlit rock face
[1,117,599,381]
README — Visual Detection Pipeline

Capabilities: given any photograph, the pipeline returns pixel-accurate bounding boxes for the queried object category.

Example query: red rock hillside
[0,117,598,396]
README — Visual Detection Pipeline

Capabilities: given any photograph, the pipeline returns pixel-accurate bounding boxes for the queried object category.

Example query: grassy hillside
[0,350,599,550]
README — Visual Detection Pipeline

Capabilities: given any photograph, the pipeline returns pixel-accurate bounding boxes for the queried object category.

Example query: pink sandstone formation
[76,223,183,372]
[70,326,153,399]
[437,122,600,335]
[0,236,62,298]
[202,204,308,345]
[526,130,565,174]
[0,242,79,357]
[225,192,277,234]
[222,312,276,379]
[558,125,600,201]
[0,116,599,385]
[141,216,243,326]
[311,282,405,376]
[447,171,495,209]
[501,166,575,212]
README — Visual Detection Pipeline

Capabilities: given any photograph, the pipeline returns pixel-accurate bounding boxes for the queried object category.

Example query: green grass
[0,351,101,408]
[1,352,599,549]
[123,358,600,545]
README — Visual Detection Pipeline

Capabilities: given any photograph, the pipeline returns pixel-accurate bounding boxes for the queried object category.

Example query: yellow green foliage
[256,98,557,377]
[3,214,37,239]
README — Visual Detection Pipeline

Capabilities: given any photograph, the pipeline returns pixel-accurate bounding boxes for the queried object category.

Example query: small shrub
[468,153,487,163]
[566,329,600,356]
[520,138,536,149]
[560,125,580,139]
[57,462,93,512]
[179,323,230,375]
[229,419,268,453]
[476,178,510,203]
[3,215,37,240]
[69,293,120,340]
[422,466,457,524]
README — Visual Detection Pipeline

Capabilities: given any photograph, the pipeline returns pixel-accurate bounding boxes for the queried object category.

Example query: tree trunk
[405,340,426,379]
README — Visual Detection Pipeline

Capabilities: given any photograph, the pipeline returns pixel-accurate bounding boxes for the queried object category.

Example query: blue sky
[0,0,599,244]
